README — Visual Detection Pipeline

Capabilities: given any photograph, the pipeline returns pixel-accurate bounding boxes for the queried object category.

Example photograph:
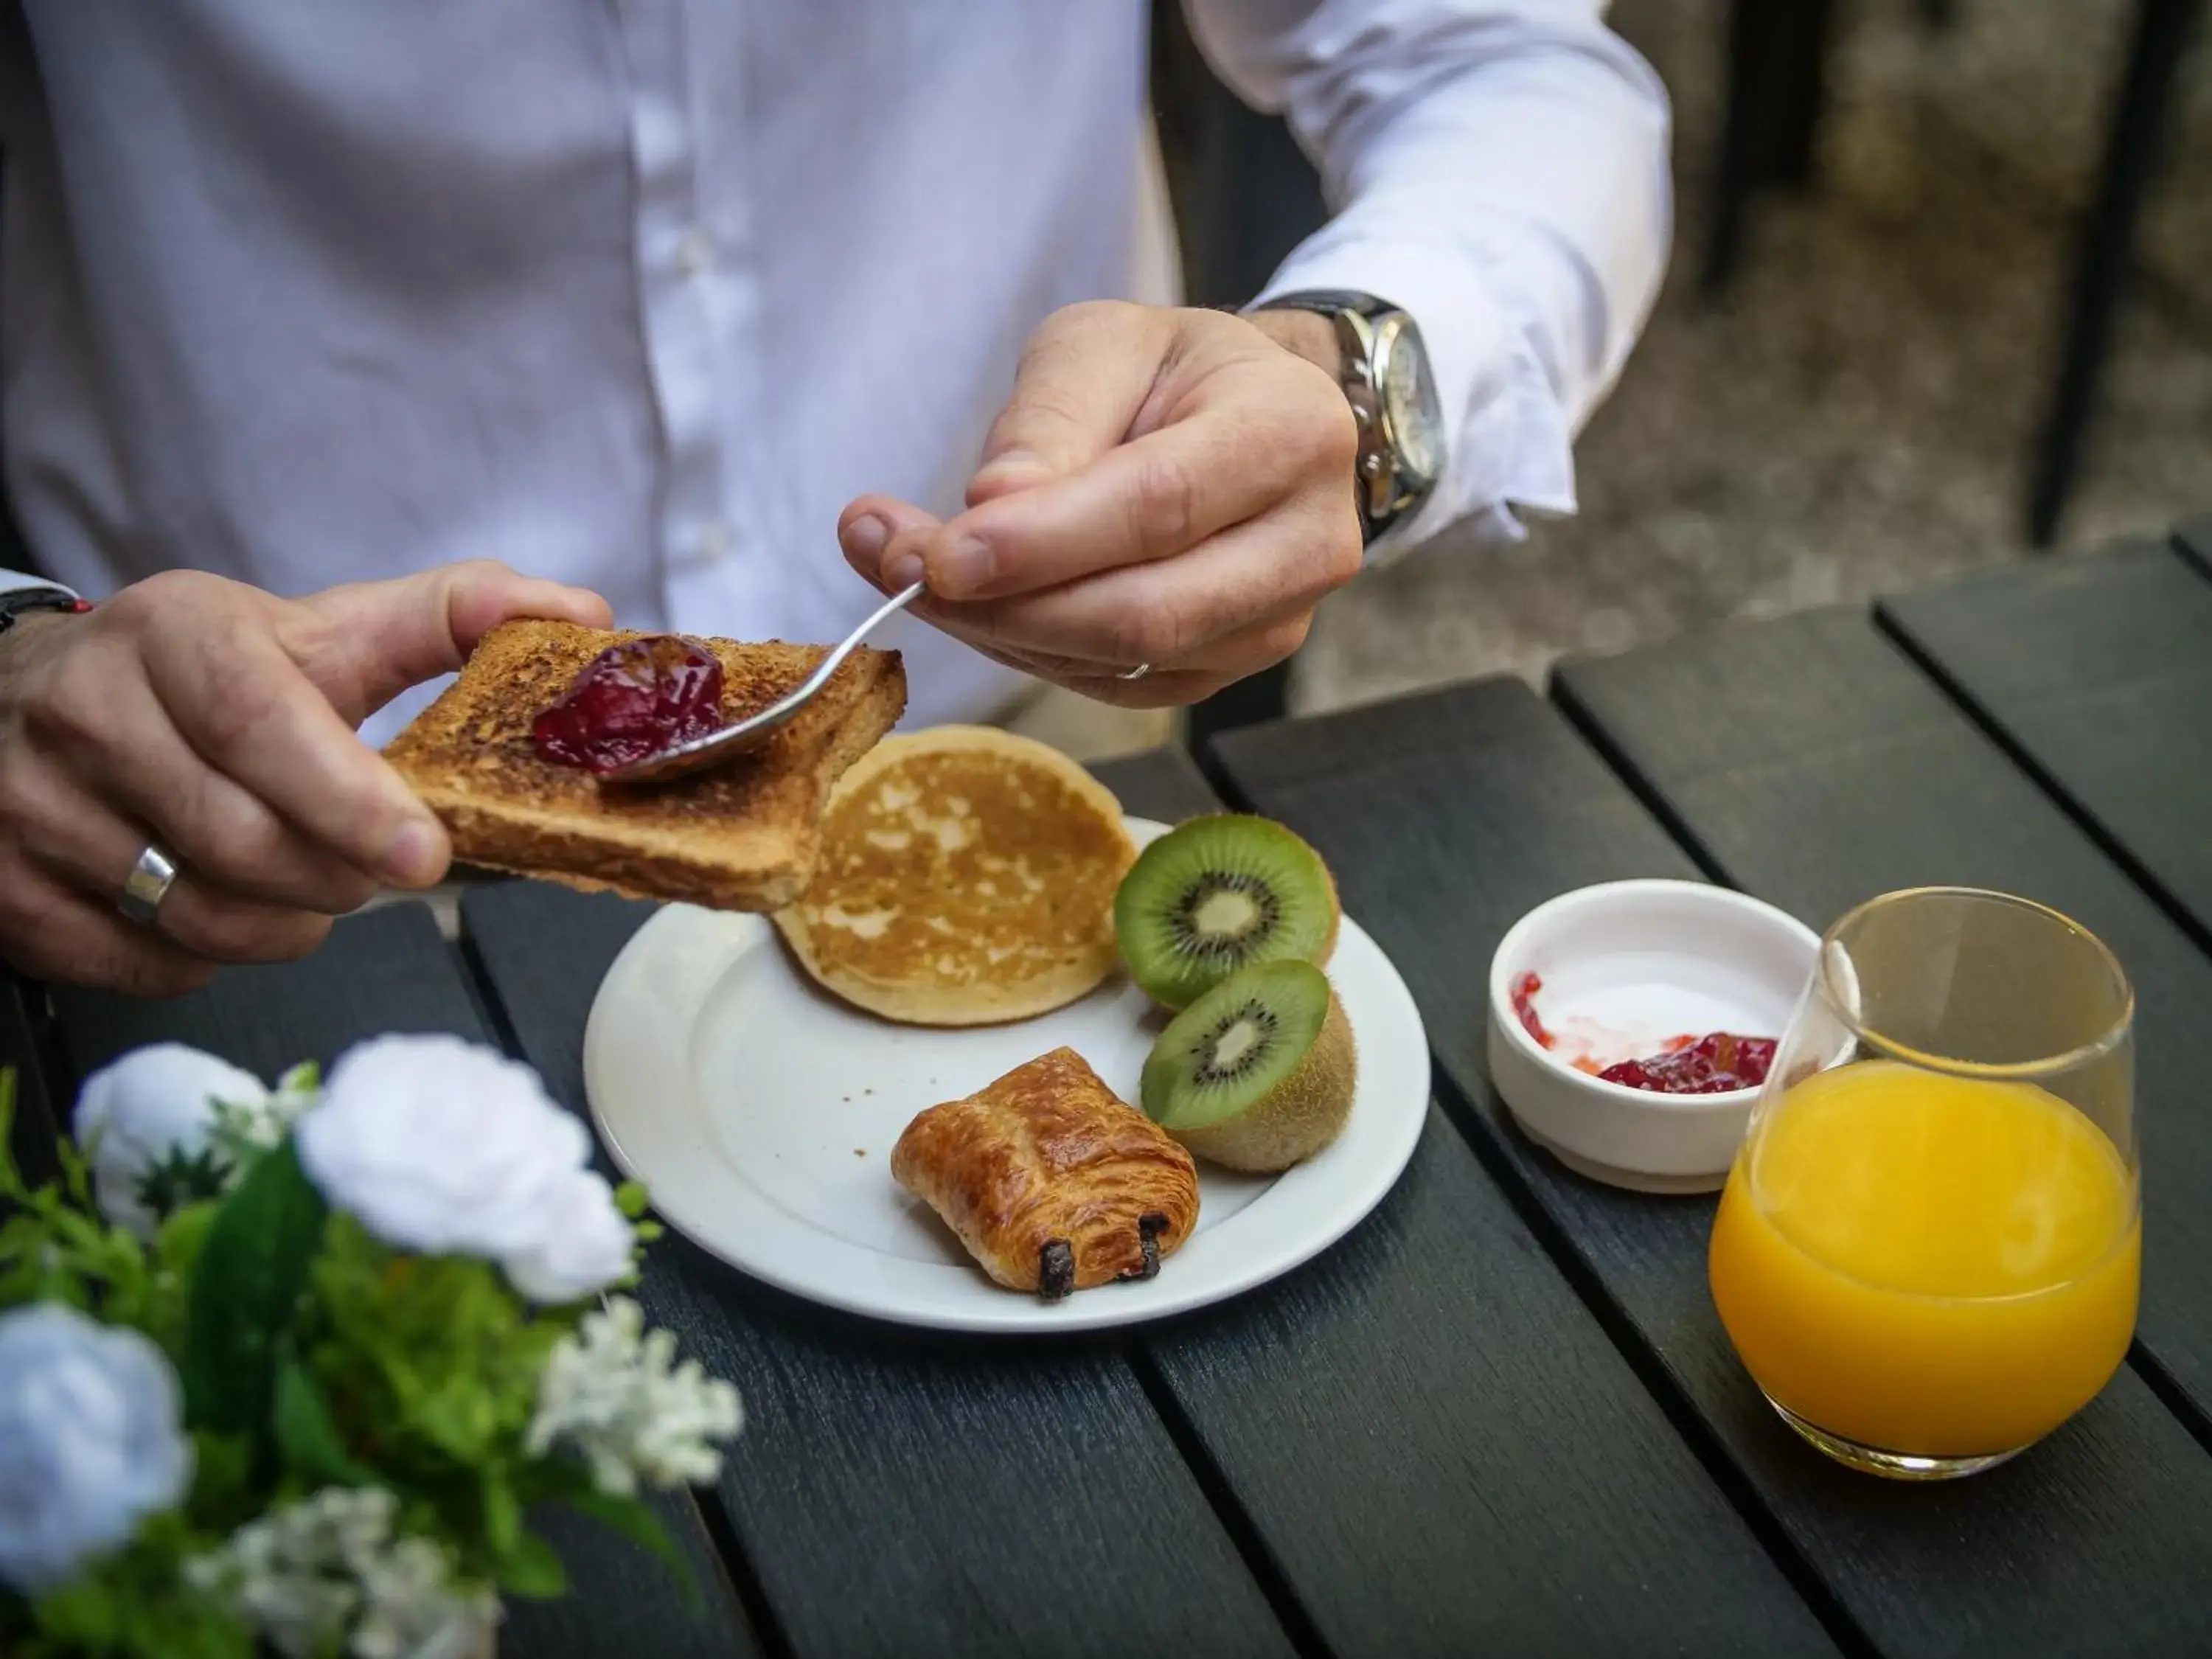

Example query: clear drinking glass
[1708,887,2140,1479]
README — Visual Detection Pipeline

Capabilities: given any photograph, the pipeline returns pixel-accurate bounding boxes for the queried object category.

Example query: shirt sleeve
[1183,0,1672,554]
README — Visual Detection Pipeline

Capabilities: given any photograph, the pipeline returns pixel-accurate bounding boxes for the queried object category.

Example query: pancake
[771,726,1138,1025]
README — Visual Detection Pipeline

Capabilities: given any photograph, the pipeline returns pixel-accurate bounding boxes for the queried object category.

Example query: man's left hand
[838,302,1361,707]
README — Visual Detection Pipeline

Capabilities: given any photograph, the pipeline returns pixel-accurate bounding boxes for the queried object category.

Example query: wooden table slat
[1555,606,2212,1436]
[2173,515,2212,577]
[461,748,1837,1659]
[460,854,1298,1659]
[1099,755,1837,1658]
[1878,540,2212,941]
[1214,674,2212,1659]
[41,905,762,1659]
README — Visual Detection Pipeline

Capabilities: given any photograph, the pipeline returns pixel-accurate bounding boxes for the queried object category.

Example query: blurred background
[1298,0,2211,713]
[1027,0,2211,760]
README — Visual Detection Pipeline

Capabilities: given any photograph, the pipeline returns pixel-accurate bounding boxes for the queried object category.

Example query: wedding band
[116,844,180,928]
[1116,662,1152,682]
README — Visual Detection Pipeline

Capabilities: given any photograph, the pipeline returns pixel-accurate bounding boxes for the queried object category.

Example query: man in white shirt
[0,2,1669,992]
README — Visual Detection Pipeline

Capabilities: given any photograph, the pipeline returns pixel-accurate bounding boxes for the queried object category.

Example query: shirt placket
[611,0,749,629]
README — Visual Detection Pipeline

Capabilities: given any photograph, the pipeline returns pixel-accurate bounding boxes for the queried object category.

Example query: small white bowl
[1486,880,1820,1194]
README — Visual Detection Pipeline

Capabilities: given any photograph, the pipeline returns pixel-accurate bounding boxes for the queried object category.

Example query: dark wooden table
[11,524,2212,1658]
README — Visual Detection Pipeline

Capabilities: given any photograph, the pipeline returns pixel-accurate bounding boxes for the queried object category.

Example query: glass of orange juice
[1708,886,2138,1479]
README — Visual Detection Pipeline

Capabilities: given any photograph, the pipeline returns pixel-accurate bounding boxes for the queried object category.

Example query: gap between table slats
[35,905,768,1659]
[1099,762,1840,1658]
[462,748,1836,1659]
[1566,597,2212,1446]
[1875,538,2212,967]
[1212,670,2212,1659]
[457,857,1304,1659]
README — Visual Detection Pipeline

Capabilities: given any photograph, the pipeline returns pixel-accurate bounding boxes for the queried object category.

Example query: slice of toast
[383,619,905,911]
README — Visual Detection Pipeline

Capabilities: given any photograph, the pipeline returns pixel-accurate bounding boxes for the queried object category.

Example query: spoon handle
[596,580,925,783]
[773,580,924,716]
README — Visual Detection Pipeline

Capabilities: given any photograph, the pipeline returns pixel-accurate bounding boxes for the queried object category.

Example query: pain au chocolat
[893,1047,1200,1300]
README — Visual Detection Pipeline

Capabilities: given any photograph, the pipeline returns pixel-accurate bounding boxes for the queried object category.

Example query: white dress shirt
[0,2,1669,747]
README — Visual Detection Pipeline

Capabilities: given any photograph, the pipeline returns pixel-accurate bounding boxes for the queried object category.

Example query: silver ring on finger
[116,843,181,928]
[1116,661,1152,683]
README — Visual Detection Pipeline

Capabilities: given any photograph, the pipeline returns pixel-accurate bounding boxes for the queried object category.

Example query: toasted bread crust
[384,620,905,910]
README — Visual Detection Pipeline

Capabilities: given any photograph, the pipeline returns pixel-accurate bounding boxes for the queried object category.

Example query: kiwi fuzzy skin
[1116,814,1342,1009]
[1171,991,1357,1173]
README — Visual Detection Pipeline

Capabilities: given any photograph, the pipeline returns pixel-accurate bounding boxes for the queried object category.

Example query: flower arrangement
[0,1036,742,1659]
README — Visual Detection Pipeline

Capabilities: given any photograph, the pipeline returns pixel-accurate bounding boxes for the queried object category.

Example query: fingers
[138,613,451,890]
[0,560,616,993]
[896,495,1357,674]
[962,301,1174,506]
[0,847,215,996]
[917,305,1352,604]
[5,745,333,964]
[1051,667,1233,709]
[899,408,1315,602]
[838,496,945,591]
[52,665,379,913]
[841,302,1356,714]
[1030,611,1315,691]
[293,560,613,723]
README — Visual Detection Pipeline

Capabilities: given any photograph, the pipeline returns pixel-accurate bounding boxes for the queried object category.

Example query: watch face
[1378,316,1444,487]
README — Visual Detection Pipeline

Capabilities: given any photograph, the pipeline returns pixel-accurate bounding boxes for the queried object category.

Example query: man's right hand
[0,561,610,993]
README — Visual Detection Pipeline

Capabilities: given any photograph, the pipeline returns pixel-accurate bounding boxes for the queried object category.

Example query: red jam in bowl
[1598,1032,1777,1096]
[532,636,726,774]
[1510,973,1556,1048]
[1509,974,1775,1094]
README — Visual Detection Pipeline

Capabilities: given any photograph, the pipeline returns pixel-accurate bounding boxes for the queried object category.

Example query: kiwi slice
[1114,815,1340,1009]
[1141,959,1357,1172]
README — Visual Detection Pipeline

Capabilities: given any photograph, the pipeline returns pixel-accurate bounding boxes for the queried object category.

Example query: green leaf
[182,1138,328,1436]
[23,1507,256,1659]
[155,1200,221,1281]
[273,1357,376,1486]
[0,1068,22,1200]
[493,1530,568,1599]
[481,1466,523,1557]
[188,1430,258,1524]
[559,1489,703,1611]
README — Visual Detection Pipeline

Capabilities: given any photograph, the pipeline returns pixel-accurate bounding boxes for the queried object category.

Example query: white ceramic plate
[584,818,1430,1332]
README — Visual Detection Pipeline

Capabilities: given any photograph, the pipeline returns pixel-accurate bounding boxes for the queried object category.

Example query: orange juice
[1709,1060,2138,1457]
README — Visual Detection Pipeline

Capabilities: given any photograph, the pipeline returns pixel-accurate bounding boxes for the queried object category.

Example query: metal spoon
[598,581,923,785]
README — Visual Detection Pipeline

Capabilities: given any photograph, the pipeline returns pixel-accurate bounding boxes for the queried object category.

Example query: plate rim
[582,815,1430,1333]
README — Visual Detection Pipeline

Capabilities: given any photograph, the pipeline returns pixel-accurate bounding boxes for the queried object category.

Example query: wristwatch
[1251,290,1444,547]
[0,569,87,636]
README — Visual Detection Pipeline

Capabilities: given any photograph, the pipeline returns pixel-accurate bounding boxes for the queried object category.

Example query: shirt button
[674,227,713,278]
[694,521,734,564]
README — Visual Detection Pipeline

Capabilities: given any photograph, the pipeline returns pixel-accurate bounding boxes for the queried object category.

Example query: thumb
[964,301,1175,507]
[292,560,613,723]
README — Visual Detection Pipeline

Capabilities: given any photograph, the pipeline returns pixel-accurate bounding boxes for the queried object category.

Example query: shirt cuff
[1251,230,1576,562]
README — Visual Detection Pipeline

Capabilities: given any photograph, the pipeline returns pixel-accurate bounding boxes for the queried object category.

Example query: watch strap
[0,569,88,634]
[1248,288,1397,321]
[1251,293,1401,546]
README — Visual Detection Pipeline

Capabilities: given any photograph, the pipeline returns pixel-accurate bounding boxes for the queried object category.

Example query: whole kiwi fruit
[1114,815,1339,1009]
[1140,958,1357,1172]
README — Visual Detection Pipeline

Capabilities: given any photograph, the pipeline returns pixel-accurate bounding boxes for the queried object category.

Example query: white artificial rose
[0,1304,193,1594]
[498,1167,637,1304]
[295,1034,633,1302]
[74,1043,271,1239]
